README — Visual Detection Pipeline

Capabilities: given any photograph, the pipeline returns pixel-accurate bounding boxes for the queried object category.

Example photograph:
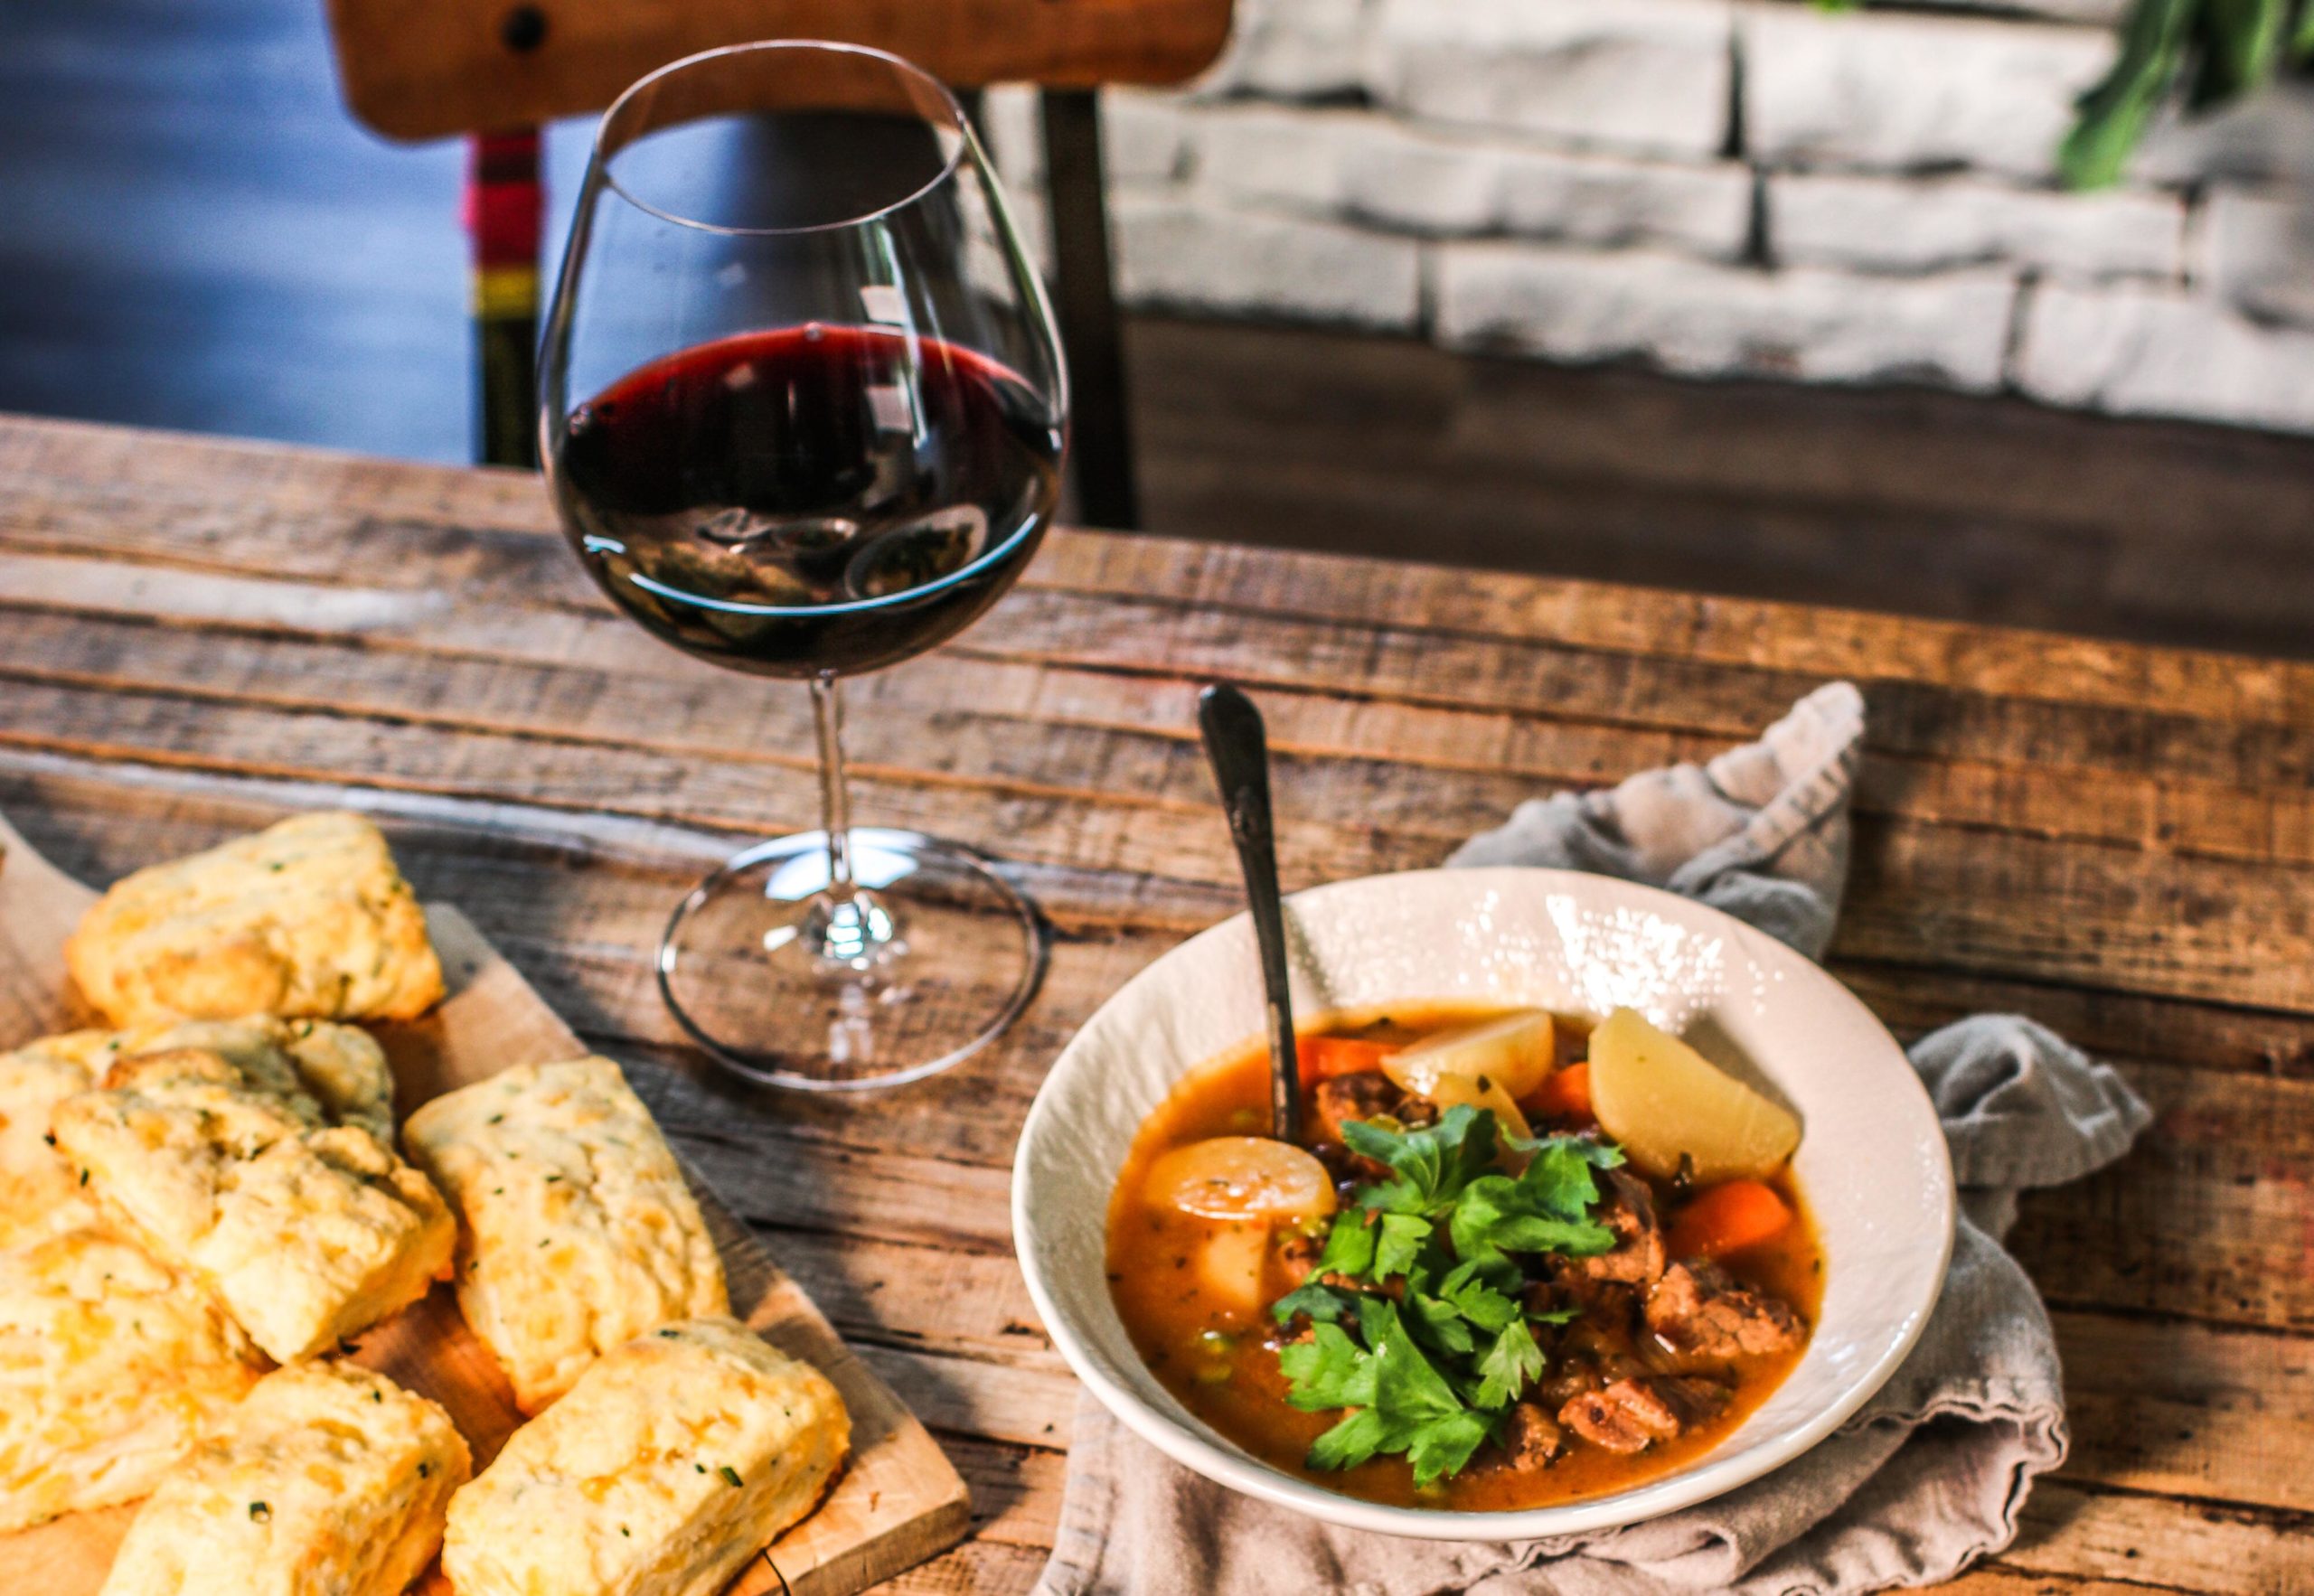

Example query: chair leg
[1039,88,1139,530]
[466,128,542,469]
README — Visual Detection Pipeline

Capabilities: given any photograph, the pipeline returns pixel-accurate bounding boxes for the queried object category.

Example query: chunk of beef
[1494,1402,1565,1472]
[1557,1376,1729,1454]
[1541,1167,1663,1309]
[1307,1071,1403,1149]
[1645,1261,1805,1361]
[1580,1168,1667,1287]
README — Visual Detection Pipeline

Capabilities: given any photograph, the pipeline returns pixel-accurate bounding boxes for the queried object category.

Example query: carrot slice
[1527,1061,1594,1124]
[1295,1036,1397,1089]
[1667,1179,1794,1260]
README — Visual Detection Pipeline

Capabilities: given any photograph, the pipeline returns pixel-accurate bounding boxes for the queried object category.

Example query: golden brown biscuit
[0,1032,104,1250]
[98,1360,468,1596]
[0,1223,269,1533]
[52,1044,453,1362]
[402,1057,728,1412]
[443,1317,849,1596]
[65,811,444,1028]
[0,1018,392,1253]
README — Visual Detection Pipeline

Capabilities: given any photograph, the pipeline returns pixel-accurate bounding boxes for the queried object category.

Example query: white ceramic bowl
[1013,867,1954,1540]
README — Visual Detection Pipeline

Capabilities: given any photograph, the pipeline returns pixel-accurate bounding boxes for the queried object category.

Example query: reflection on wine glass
[541,41,1067,1089]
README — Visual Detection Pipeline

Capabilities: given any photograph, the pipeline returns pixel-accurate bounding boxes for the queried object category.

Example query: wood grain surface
[1,410,2309,1593]
[0,809,970,1596]
[325,0,1233,141]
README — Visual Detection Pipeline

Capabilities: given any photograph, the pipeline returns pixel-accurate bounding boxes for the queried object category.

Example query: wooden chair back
[324,0,1231,141]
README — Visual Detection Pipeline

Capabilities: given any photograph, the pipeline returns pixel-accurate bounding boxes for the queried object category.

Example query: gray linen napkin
[1035,681,2152,1596]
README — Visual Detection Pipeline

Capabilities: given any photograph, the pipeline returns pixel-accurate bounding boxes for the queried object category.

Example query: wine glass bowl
[541,41,1065,1088]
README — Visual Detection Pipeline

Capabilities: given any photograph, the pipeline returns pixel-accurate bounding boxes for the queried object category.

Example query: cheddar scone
[99,1360,469,1596]
[0,1033,103,1249]
[403,1056,728,1413]
[65,811,444,1028]
[52,1046,454,1362]
[1,1018,392,1253]
[443,1317,849,1596]
[0,1224,268,1533]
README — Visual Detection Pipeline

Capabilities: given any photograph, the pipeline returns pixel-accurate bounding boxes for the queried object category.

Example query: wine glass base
[657,828,1048,1091]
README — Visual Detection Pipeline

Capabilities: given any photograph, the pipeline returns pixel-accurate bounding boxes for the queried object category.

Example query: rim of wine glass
[594,39,974,240]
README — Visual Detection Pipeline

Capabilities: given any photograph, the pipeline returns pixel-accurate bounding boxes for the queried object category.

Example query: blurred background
[9,0,2314,654]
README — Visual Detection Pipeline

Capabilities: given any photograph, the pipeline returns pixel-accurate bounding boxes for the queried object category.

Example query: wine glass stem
[812,672,855,897]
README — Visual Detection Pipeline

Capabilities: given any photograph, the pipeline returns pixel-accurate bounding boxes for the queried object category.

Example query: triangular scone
[0,1222,269,1533]
[444,1318,848,1596]
[52,1045,453,1363]
[99,1361,468,1596]
[403,1057,729,1413]
[65,811,444,1028]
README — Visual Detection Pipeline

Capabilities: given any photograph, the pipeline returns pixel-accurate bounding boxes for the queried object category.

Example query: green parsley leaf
[1278,1321,1378,1412]
[1434,1262,1523,1334]
[1404,1291,1476,1357]
[1314,1211,1378,1280]
[1340,1105,1495,1216]
[1473,1319,1546,1410]
[1360,1297,1463,1426]
[1305,1405,1393,1471]
[1373,1213,1430,1281]
[1404,1408,1493,1485]
[1270,1281,1359,1327]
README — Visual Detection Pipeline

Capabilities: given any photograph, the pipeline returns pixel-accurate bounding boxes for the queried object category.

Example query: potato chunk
[1142,1137,1336,1225]
[1380,1009,1555,1102]
[1587,1009,1800,1182]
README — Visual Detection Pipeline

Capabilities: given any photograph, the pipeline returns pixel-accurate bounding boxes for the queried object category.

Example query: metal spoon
[1197,682,1302,1144]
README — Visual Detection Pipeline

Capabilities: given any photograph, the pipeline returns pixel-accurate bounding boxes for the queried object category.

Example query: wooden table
[2,411,2307,1594]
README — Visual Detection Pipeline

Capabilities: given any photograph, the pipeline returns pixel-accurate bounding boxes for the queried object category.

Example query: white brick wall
[2200,186,2314,325]
[1369,0,1734,159]
[2018,284,2314,433]
[1186,105,1752,258]
[1437,245,2014,390]
[1741,5,2112,181]
[1770,172,2183,279]
[971,2,2314,437]
[1113,194,1424,328]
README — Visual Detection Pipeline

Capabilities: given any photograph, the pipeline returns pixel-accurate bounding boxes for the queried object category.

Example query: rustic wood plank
[9,409,2314,734]
[10,669,2314,1019]
[12,597,2314,886]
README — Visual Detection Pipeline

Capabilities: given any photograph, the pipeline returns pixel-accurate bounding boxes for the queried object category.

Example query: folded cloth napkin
[1035,681,2152,1596]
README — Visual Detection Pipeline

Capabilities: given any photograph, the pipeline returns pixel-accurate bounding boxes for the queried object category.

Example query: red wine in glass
[539,42,1069,1090]
[555,324,1063,678]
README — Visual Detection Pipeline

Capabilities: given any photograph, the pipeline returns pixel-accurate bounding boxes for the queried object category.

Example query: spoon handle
[1197,683,1302,1144]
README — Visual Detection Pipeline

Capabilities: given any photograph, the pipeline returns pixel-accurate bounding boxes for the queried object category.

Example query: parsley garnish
[249,1501,270,1521]
[1267,1110,1626,1486]
[718,1465,743,1488]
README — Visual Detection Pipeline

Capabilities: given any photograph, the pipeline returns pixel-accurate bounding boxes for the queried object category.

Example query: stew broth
[1106,1004,1821,1512]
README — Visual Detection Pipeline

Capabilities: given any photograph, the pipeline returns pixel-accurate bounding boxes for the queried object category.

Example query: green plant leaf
[2062,0,2200,188]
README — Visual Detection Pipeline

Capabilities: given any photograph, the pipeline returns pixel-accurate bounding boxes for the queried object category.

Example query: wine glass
[540,41,1067,1089]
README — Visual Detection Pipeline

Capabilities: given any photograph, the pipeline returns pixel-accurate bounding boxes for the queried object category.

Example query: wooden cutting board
[0,804,972,1596]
